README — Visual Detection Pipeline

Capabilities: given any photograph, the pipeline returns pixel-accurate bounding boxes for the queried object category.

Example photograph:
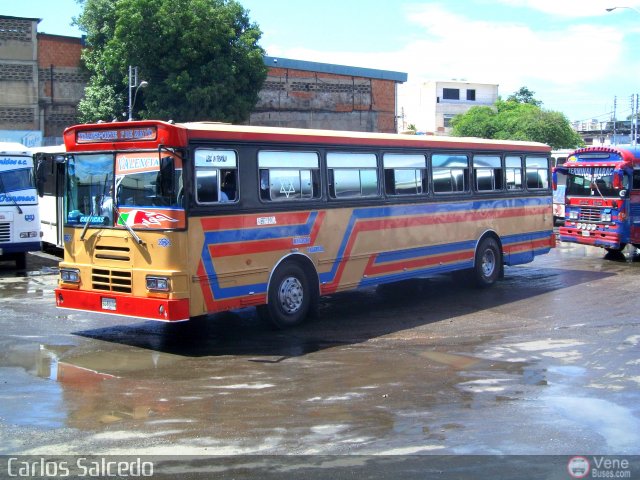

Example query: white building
[400,80,499,135]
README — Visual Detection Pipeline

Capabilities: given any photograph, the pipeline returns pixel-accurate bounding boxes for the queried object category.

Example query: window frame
[258,150,321,203]
[383,153,428,197]
[327,152,380,200]
[194,148,239,205]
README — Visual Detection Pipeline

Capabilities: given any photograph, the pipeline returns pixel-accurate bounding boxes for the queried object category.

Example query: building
[0,15,407,145]
[401,80,499,135]
[252,57,407,133]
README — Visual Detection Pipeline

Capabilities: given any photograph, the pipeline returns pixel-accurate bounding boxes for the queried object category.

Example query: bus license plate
[581,230,590,237]
[101,297,116,311]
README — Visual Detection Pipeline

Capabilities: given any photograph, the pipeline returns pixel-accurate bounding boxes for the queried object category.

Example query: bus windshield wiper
[0,175,23,214]
[113,204,145,245]
[79,207,96,241]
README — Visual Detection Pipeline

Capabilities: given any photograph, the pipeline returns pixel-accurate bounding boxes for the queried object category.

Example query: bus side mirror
[552,171,558,191]
[35,160,46,197]
[158,155,175,197]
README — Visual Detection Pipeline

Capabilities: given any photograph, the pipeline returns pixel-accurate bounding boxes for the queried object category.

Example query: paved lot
[0,242,639,462]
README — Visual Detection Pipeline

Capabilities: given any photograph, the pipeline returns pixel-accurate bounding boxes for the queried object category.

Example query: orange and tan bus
[55,121,554,327]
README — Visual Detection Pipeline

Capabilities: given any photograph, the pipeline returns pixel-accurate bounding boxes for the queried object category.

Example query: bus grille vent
[92,268,132,293]
[0,222,10,243]
[579,207,600,222]
[95,245,131,262]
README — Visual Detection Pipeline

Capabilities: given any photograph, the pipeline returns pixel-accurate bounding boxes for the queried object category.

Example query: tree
[507,86,542,107]
[451,87,583,149]
[75,0,267,123]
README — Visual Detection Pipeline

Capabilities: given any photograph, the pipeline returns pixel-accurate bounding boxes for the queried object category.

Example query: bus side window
[525,156,549,190]
[633,170,640,190]
[327,152,379,199]
[432,154,469,194]
[258,151,320,201]
[473,155,502,192]
[505,156,523,190]
[382,153,427,196]
[194,149,239,204]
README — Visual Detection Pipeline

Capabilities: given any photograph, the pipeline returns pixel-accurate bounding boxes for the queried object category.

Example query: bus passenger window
[432,154,469,194]
[194,149,239,204]
[258,151,320,201]
[525,156,549,189]
[473,155,502,192]
[383,153,427,196]
[505,156,523,190]
[327,152,379,199]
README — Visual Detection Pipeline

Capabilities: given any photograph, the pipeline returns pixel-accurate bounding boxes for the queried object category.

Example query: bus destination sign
[76,127,157,144]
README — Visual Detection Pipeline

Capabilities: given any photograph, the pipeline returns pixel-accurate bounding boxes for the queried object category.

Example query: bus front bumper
[558,226,621,249]
[54,288,190,322]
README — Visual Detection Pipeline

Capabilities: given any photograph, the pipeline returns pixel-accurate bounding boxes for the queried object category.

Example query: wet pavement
[0,242,639,457]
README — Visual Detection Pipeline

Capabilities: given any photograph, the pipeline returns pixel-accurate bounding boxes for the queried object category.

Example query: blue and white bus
[0,142,41,269]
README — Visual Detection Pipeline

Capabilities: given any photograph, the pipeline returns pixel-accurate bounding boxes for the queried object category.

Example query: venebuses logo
[568,456,590,479]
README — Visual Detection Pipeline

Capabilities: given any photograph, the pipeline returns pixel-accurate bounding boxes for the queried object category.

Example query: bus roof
[562,145,640,169]
[0,142,31,155]
[63,120,551,153]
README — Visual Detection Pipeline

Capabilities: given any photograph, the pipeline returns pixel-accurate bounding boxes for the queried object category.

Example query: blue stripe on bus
[200,197,551,300]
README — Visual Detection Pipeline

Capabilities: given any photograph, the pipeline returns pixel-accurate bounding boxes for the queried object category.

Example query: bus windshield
[565,167,626,198]
[0,168,36,200]
[65,152,183,227]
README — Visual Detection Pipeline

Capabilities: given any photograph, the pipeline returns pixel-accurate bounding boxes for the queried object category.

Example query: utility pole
[128,66,148,121]
[613,96,617,145]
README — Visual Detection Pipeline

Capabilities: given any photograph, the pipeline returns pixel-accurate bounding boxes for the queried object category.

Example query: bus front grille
[92,268,132,293]
[579,207,600,222]
[0,222,10,243]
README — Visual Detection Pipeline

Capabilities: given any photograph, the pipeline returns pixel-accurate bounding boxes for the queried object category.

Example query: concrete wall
[0,16,39,132]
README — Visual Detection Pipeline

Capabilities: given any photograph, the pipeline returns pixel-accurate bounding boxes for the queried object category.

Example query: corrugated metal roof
[264,56,407,83]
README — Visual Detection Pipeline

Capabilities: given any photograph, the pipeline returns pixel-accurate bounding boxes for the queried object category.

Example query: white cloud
[263,2,635,121]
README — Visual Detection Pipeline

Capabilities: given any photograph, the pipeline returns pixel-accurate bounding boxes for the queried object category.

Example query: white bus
[0,142,41,268]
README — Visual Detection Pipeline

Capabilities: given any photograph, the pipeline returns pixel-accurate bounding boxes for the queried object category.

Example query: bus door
[629,170,640,245]
[35,152,66,248]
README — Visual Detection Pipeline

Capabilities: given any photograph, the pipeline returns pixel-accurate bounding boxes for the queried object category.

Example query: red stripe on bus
[200,211,313,230]
[363,250,472,276]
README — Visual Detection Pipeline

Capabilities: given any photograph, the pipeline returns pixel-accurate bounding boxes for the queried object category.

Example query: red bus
[54,121,555,327]
[556,146,640,252]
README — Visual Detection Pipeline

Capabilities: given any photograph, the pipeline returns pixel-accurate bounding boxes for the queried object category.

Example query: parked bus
[0,142,41,269]
[555,145,640,252]
[32,145,66,248]
[53,121,555,327]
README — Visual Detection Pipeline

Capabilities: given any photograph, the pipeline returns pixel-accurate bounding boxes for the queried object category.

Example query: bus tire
[474,237,501,288]
[264,262,311,329]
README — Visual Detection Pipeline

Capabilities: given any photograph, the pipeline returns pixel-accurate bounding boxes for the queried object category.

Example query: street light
[606,6,640,14]
[127,65,148,121]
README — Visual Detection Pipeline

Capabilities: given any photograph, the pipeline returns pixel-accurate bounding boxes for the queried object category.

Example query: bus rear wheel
[262,262,311,329]
[474,237,501,288]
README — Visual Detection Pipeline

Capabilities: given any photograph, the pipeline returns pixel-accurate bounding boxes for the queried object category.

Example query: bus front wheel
[474,237,501,288]
[262,262,311,329]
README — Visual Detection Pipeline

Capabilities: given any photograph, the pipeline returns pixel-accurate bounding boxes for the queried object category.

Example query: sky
[5,0,640,125]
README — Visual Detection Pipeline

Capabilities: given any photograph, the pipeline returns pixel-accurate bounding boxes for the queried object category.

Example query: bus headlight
[146,276,170,292]
[19,231,39,238]
[568,211,578,220]
[60,268,80,283]
[601,212,612,222]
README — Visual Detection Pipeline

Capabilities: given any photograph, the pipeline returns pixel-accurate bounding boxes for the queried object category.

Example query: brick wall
[250,66,398,133]
[37,34,83,68]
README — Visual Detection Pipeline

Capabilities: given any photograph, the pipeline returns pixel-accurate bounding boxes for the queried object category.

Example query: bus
[0,142,41,269]
[54,121,555,327]
[555,145,640,252]
[32,145,66,248]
